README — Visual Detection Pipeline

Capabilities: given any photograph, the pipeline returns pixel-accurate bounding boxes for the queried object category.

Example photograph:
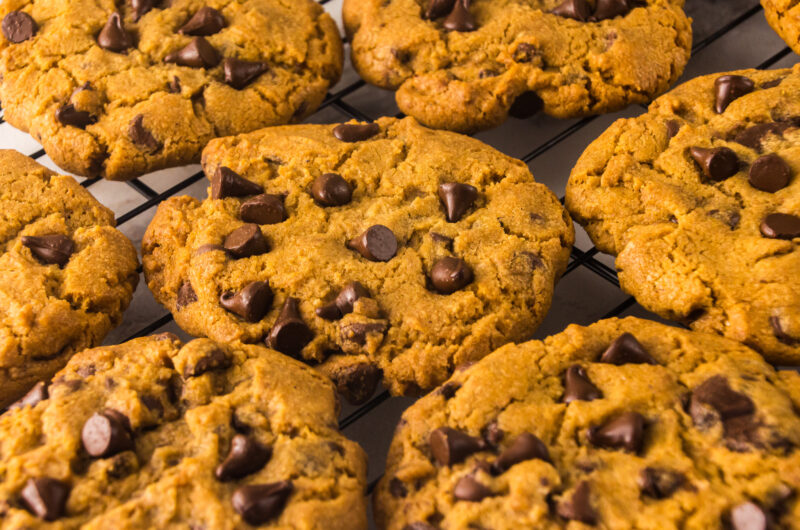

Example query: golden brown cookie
[376,317,800,529]
[762,0,800,55]
[566,65,800,364]
[0,0,342,180]
[343,0,692,133]
[0,150,138,409]
[142,117,573,399]
[0,333,368,528]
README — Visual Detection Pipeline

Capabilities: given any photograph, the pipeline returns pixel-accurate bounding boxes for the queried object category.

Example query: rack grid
[0,0,797,526]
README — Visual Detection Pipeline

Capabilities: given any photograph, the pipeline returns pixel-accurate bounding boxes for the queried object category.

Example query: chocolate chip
[97,12,133,52]
[215,434,271,481]
[430,257,473,294]
[443,0,476,31]
[690,376,754,425]
[131,0,154,21]
[211,167,262,199]
[482,420,503,447]
[333,122,380,142]
[734,122,789,150]
[389,477,408,498]
[761,213,800,239]
[81,409,134,458]
[164,37,220,68]
[453,475,491,502]
[168,76,181,93]
[232,481,293,526]
[509,91,544,119]
[55,103,96,129]
[20,477,70,521]
[599,332,656,365]
[21,234,74,267]
[176,281,197,309]
[666,119,681,139]
[8,381,47,410]
[730,502,769,530]
[340,322,387,346]
[220,281,273,322]
[316,281,371,320]
[689,146,739,182]
[333,363,381,405]
[311,173,353,206]
[591,0,632,20]
[492,432,549,474]
[715,75,755,114]
[770,316,799,346]
[439,381,461,399]
[557,481,597,524]
[237,194,285,225]
[424,0,455,19]
[347,225,398,261]
[184,347,230,377]
[429,427,485,466]
[551,0,591,20]
[748,153,791,192]
[563,364,602,403]
[128,114,160,152]
[267,297,313,358]
[223,57,269,89]
[178,7,226,36]
[638,467,685,498]
[438,182,478,222]
[587,411,645,453]
[223,224,269,259]
[2,11,37,43]
[512,42,537,63]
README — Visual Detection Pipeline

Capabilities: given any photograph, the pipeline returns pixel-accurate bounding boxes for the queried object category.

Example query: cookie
[565,65,800,365]
[762,0,800,55]
[0,0,342,180]
[142,117,573,399]
[0,150,138,409]
[375,317,800,529]
[342,0,692,133]
[0,333,368,528]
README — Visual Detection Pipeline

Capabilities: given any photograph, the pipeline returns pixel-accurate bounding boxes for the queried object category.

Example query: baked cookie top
[762,0,800,56]
[342,0,692,133]
[375,317,800,529]
[0,333,368,529]
[565,66,800,365]
[0,0,342,180]
[0,150,138,409]
[142,117,573,399]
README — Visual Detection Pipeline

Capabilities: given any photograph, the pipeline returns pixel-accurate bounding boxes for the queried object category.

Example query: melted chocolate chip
[557,481,597,524]
[715,75,755,114]
[128,114,160,152]
[232,481,293,526]
[482,420,504,447]
[211,167,262,199]
[438,182,478,222]
[443,0,476,31]
[164,37,220,68]
[430,256,473,294]
[453,475,491,502]
[586,411,645,453]
[2,11,37,43]
[97,12,133,52]
[224,58,269,89]
[333,123,380,142]
[492,432,549,473]
[689,146,739,182]
[178,7,226,36]
[424,0,455,19]
[176,281,197,309]
[20,477,70,521]
[748,153,791,192]
[55,104,96,129]
[734,122,789,150]
[316,282,371,321]
[81,409,134,458]
[184,347,231,377]
[333,363,381,405]
[223,224,269,259]
[131,0,154,21]
[216,434,271,481]
[311,173,353,206]
[599,332,656,365]
[761,213,800,239]
[638,467,686,498]
[267,297,313,358]
[430,427,485,466]
[551,0,591,20]
[8,381,47,410]
[220,281,273,322]
[347,225,398,261]
[240,194,286,225]
[439,381,461,399]
[563,364,602,403]
[21,234,74,267]
[666,119,681,139]
[591,0,633,21]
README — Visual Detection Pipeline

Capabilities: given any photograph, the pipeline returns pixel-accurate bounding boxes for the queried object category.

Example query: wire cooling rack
[0,0,797,526]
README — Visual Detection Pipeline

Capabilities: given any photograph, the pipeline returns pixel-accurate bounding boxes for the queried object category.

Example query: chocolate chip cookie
[142,117,573,399]
[0,333,368,528]
[0,0,342,180]
[375,317,800,529]
[762,0,800,55]
[343,0,692,133]
[0,150,138,409]
[566,65,800,365]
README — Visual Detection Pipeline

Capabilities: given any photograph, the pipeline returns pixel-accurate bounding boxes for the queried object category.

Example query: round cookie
[342,0,692,133]
[0,0,342,180]
[375,317,800,529]
[0,333,368,528]
[762,0,800,56]
[0,150,138,409]
[142,117,573,399]
[566,65,800,365]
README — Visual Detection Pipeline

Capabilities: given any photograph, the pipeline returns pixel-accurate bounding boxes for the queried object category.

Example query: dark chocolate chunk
[429,427,485,466]
[347,225,398,261]
[176,281,197,309]
[164,37,220,68]
[443,0,476,31]
[509,91,544,119]
[557,481,597,524]
[184,347,231,377]
[638,467,686,498]
[211,167,262,199]
[223,58,269,90]
[551,0,591,20]
[267,297,313,358]
[215,434,271,481]
[21,234,74,267]
[587,411,645,453]
[2,11,36,43]
[240,194,286,225]
[666,119,681,139]
[55,104,96,129]
[492,432,549,474]
[81,409,134,458]
[689,146,739,182]
[715,75,755,114]
[178,7,226,36]
[333,363,381,405]
[599,332,656,365]
[128,114,160,152]
[8,381,47,410]
[20,477,70,521]
[220,281,273,322]
[563,364,602,403]
[453,475,492,502]
[97,12,133,53]
[438,182,478,222]
[232,481,293,526]
[430,256,473,294]
[690,375,754,424]
[760,213,800,239]
[748,153,791,192]
[333,122,380,142]
[223,224,269,259]
[311,173,353,206]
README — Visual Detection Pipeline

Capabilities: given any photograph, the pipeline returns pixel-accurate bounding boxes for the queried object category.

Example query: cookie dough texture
[0,0,342,180]
[762,0,800,55]
[343,0,692,133]
[142,117,573,397]
[0,333,368,528]
[566,66,800,364]
[0,150,138,409]
[376,317,800,529]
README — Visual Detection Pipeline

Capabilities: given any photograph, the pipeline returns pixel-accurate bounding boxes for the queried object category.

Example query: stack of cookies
[0,0,797,528]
